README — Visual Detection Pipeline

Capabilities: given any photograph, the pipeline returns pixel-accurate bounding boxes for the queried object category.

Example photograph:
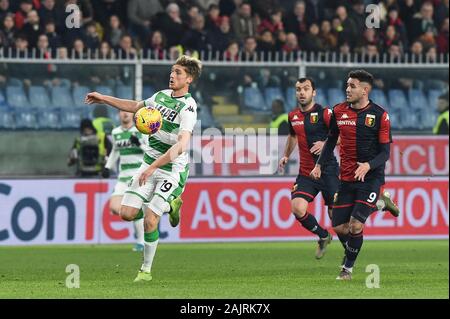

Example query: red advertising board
[385,136,448,176]
[180,177,449,240]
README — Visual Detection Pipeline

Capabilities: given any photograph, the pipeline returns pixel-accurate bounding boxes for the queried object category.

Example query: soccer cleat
[133,270,152,282]
[336,268,352,280]
[168,196,183,227]
[315,232,333,259]
[132,243,144,252]
[381,191,400,217]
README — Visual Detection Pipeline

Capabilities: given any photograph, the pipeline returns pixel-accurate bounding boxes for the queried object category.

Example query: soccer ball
[134,107,162,135]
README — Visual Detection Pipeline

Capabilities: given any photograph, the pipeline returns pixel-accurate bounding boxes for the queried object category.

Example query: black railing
[0,48,448,64]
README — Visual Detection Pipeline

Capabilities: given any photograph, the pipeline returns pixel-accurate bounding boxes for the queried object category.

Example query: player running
[103,110,148,252]
[85,55,202,282]
[279,77,336,259]
[311,70,400,280]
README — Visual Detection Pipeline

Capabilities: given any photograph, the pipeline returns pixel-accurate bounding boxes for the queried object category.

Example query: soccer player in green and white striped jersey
[104,110,147,252]
[85,55,202,282]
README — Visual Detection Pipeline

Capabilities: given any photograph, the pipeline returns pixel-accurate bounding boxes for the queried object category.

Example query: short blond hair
[175,55,202,82]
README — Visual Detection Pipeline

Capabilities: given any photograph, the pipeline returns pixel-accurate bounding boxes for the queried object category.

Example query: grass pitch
[0,240,448,299]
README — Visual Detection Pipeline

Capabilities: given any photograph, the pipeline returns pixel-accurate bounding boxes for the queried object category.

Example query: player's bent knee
[292,210,307,219]
[110,204,120,216]
[109,196,122,215]
[333,224,349,235]
[349,219,364,234]
[119,206,138,221]
[291,199,308,218]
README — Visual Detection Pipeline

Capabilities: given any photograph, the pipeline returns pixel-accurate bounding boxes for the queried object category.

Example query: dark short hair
[348,70,374,86]
[297,77,316,90]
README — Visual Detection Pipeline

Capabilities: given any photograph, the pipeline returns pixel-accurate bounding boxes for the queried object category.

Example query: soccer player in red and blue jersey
[311,70,399,280]
[279,78,336,259]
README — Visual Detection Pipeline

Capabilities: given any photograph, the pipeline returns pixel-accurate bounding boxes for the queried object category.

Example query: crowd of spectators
[0,0,448,61]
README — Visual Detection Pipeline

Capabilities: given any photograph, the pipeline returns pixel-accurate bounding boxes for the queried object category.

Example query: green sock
[144,230,159,242]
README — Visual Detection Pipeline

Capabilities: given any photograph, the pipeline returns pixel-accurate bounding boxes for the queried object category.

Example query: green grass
[0,240,448,299]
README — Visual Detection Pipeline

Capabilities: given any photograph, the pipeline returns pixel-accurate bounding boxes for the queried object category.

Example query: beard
[298,98,313,107]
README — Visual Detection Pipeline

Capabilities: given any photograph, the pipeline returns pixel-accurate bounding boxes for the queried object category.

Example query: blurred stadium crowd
[0,0,448,132]
[0,0,448,60]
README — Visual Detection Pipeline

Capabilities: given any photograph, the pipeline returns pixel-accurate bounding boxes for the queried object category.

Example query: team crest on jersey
[310,112,319,124]
[365,114,376,127]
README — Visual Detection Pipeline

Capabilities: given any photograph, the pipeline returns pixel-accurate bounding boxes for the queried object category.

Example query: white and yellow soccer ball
[134,107,162,135]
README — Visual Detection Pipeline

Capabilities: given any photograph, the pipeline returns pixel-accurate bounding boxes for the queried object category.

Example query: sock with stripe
[142,230,159,273]
[295,212,329,239]
[344,231,364,270]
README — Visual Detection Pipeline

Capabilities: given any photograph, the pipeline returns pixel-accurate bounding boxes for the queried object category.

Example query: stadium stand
[0,0,448,131]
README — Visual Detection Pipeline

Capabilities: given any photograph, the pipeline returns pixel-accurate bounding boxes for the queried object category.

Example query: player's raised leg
[292,196,332,259]
[109,194,144,251]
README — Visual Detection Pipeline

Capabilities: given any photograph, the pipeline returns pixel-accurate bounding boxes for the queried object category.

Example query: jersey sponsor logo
[310,112,318,124]
[291,120,304,126]
[337,120,356,126]
[365,114,376,127]
[155,104,178,122]
[116,139,132,148]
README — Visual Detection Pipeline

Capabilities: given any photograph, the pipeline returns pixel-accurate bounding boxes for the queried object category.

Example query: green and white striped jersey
[105,125,147,183]
[143,89,197,173]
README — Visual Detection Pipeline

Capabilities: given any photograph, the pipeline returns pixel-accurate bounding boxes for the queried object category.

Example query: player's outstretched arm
[85,92,144,113]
